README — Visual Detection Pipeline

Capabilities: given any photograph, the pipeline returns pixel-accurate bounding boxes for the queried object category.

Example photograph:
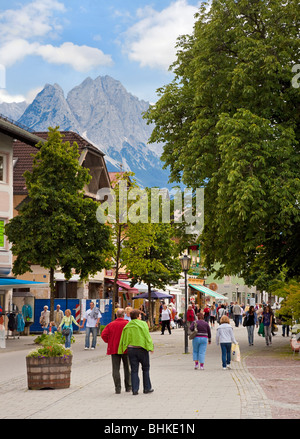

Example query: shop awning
[189,284,227,300]
[106,279,139,294]
[0,278,48,290]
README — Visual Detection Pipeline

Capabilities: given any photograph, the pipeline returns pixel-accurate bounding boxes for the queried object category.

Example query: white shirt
[84,307,102,327]
[161,308,171,321]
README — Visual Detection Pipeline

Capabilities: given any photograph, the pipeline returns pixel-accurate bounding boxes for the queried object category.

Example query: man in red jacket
[101,308,132,394]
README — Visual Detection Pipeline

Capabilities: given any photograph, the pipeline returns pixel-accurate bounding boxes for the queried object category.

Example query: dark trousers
[111,354,131,392]
[234,315,240,327]
[127,347,152,393]
[161,319,171,334]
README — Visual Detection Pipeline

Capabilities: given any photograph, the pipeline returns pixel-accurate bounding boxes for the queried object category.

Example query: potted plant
[26,334,73,390]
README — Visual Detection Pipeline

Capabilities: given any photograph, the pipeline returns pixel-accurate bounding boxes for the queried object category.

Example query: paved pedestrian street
[0,323,299,425]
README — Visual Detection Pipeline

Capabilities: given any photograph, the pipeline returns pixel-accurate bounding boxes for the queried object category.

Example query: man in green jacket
[118,309,154,395]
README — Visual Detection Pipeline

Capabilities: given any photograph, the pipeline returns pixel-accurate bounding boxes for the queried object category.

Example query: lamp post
[180,254,191,354]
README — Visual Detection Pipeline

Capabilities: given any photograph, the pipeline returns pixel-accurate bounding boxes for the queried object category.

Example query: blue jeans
[127,347,152,393]
[220,343,232,367]
[85,326,97,348]
[247,325,254,344]
[64,330,72,348]
[192,337,208,364]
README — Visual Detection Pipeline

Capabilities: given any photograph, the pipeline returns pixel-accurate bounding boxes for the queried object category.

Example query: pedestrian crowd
[39,299,288,396]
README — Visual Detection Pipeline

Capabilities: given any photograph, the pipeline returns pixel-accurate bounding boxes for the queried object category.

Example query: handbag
[62,327,71,337]
[189,321,198,340]
[62,317,72,337]
[243,314,248,327]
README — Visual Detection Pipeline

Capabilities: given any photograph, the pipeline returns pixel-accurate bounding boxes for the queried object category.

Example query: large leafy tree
[144,0,300,280]
[122,221,181,327]
[5,127,112,319]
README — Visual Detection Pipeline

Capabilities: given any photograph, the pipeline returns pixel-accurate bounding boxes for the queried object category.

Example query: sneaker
[227,365,231,369]
[194,362,199,369]
[91,347,95,350]
[200,366,204,370]
[223,367,227,370]
[84,347,89,350]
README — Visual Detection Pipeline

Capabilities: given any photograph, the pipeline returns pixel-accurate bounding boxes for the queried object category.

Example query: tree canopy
[5,127,112,317]
[144,0,300,280]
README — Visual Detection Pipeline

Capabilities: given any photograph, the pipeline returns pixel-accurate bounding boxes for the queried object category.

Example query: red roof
[13,131,107,195]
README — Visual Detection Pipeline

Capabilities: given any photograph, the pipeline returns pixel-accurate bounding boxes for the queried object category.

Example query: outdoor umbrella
[132,290,173,300]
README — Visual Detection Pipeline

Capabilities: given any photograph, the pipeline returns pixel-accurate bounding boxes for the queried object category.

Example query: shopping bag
[258,322,264,336]
[231,343,240,362]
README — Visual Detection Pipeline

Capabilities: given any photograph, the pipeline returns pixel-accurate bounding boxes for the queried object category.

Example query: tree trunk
[148,283,153,329]
[111,225,122,321]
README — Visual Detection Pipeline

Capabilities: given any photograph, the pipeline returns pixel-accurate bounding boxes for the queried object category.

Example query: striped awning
[189,284,227,300]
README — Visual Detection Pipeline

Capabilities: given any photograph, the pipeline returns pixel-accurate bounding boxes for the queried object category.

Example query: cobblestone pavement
[244,337,300,419]
[0,324,299,420]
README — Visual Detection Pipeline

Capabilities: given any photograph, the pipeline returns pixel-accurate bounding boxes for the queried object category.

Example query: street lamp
[180,254,191,354]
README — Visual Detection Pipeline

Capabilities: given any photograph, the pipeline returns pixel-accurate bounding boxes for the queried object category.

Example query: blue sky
[0,0,202,104]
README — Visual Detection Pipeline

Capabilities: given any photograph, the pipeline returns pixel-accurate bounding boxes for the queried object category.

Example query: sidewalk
[0,322,299,421]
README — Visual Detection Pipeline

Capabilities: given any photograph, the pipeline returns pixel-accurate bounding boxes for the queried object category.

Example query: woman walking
[209,305,217,328]
[243,305,258,346]
[161,304,172,335]
[58,309,80,348]
[262,305,273,346]
[216,315,237,370]
[189,312,211,370]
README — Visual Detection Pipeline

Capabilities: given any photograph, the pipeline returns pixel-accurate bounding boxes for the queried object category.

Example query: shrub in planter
[26,334,72,390]
[33,331,74,346]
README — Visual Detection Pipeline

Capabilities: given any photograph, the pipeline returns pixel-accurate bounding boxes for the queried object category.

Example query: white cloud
[0,0,113,71]
[36,42,113,71]
[123,0,200,70]
[0,0,65,42]
[0,86,43,104]
[0,89,26,104]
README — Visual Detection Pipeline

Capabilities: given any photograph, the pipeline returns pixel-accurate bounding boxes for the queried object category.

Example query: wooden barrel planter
[26,355,72,390]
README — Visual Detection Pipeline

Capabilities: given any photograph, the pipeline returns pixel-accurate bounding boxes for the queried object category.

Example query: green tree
[144,0,300,280]
[97,171,139,319]
[270,280,300,325]
[5,127,112,319]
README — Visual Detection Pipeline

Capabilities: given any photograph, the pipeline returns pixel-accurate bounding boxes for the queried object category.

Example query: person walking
[118,309,154,396]
[209,305,217,328]
[186,304,196,331]
[54,304,64,328]
[216,315,238,370]
[81,301,102,350]
[217,304,226,324]
[232,302,242,327]
[161,304,172,335]
[243,305,258,345]
[203,304,210,323]
[101,308,132,394]
[190,312,211,370]
[262,305,273,346]
[39,305,50,334]
[58,309,80,348]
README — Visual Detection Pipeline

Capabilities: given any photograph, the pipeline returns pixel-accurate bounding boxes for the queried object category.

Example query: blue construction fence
[30,298,113,333]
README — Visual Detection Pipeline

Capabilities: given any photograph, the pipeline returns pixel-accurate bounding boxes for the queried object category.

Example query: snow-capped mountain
[15,76,170,189]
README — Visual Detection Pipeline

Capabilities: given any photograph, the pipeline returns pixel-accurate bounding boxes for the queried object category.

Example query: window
[0,156,3,182]
[0,220,5,248]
